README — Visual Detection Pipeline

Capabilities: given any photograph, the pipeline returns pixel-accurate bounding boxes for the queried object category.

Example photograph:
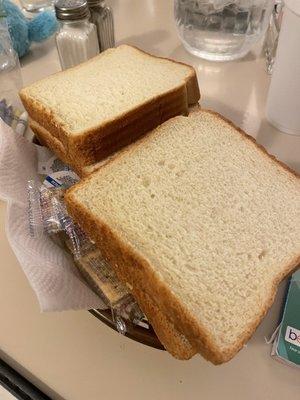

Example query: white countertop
[1,1,300,399]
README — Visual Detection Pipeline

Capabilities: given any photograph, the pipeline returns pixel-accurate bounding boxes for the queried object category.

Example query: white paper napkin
[0,119,105,311]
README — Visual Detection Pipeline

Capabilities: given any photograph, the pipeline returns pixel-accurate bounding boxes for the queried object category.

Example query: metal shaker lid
[55,0,90,20]
[87,0,105,7]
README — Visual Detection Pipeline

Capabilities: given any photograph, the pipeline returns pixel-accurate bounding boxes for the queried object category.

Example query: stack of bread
[20,45,300,364]
[21,45,199,177]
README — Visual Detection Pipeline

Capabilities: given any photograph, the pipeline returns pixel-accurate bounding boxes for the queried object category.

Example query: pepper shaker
[266,0,300,135]
[87,0,115,51]
[55,0,99,70]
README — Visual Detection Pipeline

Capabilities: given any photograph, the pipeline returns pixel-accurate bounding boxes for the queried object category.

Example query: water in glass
[174,0,274,61]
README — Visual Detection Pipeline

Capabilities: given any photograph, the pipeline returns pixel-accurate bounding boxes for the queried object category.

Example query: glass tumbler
[174,0,274,61]
[0,14,23,109]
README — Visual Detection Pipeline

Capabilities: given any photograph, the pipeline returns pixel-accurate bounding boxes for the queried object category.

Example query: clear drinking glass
[0,14,23,109]
[263,0,282,73]
[19,0,54,13]
[174,0,274,61]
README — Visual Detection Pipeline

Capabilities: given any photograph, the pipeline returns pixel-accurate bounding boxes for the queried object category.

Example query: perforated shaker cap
[55,0,90,20]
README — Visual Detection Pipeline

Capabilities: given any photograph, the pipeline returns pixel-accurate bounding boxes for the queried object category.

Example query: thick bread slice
[20,45,200,165]
[28,85,192,168]
[65,109,300,364]
[29,90,190,174]
[30,119,111,177]
[30,119,106,177]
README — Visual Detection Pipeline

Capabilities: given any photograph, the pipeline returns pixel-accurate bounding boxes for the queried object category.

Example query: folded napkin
[0,119,105,311]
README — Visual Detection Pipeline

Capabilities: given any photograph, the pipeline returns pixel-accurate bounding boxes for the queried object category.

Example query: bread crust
[20,45,200,165]
[132,45,200,105]
[202,109,300,180]
[105,252,197,359]
[27,87,190,166]
[65,108,300,364]
[133,289,196,359]
[29,87,188,174]
[29,120,83,177]
[69,89,189,165]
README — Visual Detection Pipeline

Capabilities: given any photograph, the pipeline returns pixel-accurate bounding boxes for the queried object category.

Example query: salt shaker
[87,0,115,51]
[266,0,300,135]
[55,0,99,70]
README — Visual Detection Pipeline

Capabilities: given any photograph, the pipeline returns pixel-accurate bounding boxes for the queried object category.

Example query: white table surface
[1,1,300,399]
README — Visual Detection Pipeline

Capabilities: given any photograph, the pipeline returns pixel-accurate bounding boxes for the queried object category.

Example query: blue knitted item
[3,0,58,58]
[29,11,58,42]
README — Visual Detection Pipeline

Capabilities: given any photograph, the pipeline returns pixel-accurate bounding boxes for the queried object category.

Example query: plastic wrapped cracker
[39,186,65,234]
[70,241,148,327]
[74,248,131,307]
[39,186,85,259]
[27,180,44,238]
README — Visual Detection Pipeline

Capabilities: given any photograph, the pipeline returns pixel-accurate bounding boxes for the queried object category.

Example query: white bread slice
[20,45,200,165]
[65,109,300,364]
